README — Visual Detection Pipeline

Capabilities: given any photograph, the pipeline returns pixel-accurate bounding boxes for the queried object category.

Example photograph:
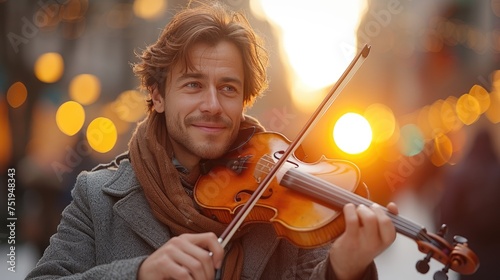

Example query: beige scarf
[128,111,264,279]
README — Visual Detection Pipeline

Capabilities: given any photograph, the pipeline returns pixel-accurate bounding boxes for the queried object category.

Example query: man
[27,2,397,279]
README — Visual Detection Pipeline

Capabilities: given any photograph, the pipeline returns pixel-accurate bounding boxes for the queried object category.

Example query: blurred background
[1,0,499,279]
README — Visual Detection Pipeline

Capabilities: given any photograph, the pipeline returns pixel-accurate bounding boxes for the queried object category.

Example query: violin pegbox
[415,224,479,280]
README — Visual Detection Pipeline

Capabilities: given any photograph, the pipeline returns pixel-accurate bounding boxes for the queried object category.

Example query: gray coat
[26,156,377,279]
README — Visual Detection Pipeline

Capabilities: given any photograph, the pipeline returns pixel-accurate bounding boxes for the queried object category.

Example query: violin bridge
[254,154,274,183]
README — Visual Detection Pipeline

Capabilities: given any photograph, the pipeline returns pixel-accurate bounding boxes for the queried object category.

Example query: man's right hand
[138,232,224,280]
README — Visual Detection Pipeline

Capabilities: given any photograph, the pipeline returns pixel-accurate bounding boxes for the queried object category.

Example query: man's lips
[191,123,227,132]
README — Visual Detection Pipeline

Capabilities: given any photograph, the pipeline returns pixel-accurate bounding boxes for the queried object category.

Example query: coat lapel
[102,160,171,249]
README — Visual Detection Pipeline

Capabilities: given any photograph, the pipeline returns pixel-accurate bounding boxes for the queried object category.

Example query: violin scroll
[415,224,479,279]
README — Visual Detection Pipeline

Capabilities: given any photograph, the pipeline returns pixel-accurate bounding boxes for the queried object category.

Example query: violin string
[253,156,433,243]
[287,169,423,237]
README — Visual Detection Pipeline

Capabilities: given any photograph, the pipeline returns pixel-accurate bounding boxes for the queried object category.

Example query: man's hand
[329,203,398,280]
[138,232,224,280]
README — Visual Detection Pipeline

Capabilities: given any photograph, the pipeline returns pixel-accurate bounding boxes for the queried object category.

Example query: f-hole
[274,150,299,168]
[235,188,274,202]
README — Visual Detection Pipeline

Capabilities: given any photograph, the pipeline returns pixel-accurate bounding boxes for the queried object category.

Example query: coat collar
[101,159,171,249]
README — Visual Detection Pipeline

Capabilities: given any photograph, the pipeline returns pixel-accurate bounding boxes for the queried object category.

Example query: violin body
[195,132,369,248]
[195,132,480,276]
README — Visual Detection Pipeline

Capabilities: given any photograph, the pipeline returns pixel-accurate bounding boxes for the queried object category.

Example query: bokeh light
[133,0,166,19]
[113,90,147,122]
[430,133,453,167]
[428,99,446,137]
[61,0,88,22]
[69,74,101,105]
[0,100,12,170]
[56,101,85,136]
[34,52,64,83]
[399,124,424,157]
[440,96,462,133]
[333,112,372,154]
[486,70,500,123]
[86,117,117,153]
[416,106,433,140]
[486,89,500,123]
[468,84,490,114]
[364,103,396,143]
[6,81,28,108]
[456,93,480,125]
[101,102,131,135]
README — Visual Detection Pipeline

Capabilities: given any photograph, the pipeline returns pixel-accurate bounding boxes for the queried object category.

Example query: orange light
[6,81,28,108]
[34,52,64,83]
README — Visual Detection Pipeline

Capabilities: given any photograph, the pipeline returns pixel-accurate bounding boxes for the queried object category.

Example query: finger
[343,203,360,235]
[371,204,397,244]
[169,250,201,279]
[165,236,211,280]
[356,204,378,234]
[185,232,224,269]
[147,247,195,280]
[386,202,399,215]
[187,243,220,279]
[178,233,222,278]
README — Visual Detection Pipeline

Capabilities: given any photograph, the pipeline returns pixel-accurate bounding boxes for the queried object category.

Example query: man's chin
[199,151,226,159]
[196,145,228,160]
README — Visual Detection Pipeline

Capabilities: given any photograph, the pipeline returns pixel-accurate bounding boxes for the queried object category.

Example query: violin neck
[280,168,428,242]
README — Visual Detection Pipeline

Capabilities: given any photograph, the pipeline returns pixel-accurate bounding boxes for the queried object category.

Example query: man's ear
[151,87,165,113]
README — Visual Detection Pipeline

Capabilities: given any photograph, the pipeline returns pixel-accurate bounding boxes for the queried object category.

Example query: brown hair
[133,1,269,111]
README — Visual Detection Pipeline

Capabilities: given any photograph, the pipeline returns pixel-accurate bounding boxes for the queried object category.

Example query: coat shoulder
[74,152,140,198]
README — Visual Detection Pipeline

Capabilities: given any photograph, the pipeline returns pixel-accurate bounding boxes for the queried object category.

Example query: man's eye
[221,85,236,92]
[186,82,200,88]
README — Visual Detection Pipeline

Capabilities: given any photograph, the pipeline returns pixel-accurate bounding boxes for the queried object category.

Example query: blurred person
[26,2,398,279]
[438,128,500,280]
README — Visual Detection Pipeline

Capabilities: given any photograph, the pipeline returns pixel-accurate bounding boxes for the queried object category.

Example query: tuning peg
[433,263,450,280]
[453,235,468,245]
[416,252,432,274]
[433,270,448,280]
[431,234,468,279]
[437,224,447,237]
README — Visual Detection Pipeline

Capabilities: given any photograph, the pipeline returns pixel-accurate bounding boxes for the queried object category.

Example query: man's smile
[191,122,227,133]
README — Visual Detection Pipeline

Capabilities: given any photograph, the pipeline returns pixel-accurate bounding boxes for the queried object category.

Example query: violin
[194,44,479,279]
[194,132,479,278]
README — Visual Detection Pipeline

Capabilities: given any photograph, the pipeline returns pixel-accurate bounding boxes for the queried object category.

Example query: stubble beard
[168,114,238,160]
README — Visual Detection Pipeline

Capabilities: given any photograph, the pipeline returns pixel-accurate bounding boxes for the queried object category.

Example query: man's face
[152,40,245,168]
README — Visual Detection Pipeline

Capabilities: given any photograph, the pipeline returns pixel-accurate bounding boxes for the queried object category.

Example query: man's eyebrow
[176,73,243,87]
[220,77,243,87]
[177,72,204,82]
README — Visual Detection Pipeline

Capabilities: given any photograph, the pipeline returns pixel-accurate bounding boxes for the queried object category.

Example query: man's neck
[172,156,201,185]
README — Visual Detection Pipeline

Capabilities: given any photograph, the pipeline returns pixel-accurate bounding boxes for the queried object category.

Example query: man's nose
[199,86,222,114]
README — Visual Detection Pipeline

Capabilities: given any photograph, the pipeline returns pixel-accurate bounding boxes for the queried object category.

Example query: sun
[333,113,372,154]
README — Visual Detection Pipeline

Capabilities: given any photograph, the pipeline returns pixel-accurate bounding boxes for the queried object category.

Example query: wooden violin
[194,44,479,279]
[194,131,479,279]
